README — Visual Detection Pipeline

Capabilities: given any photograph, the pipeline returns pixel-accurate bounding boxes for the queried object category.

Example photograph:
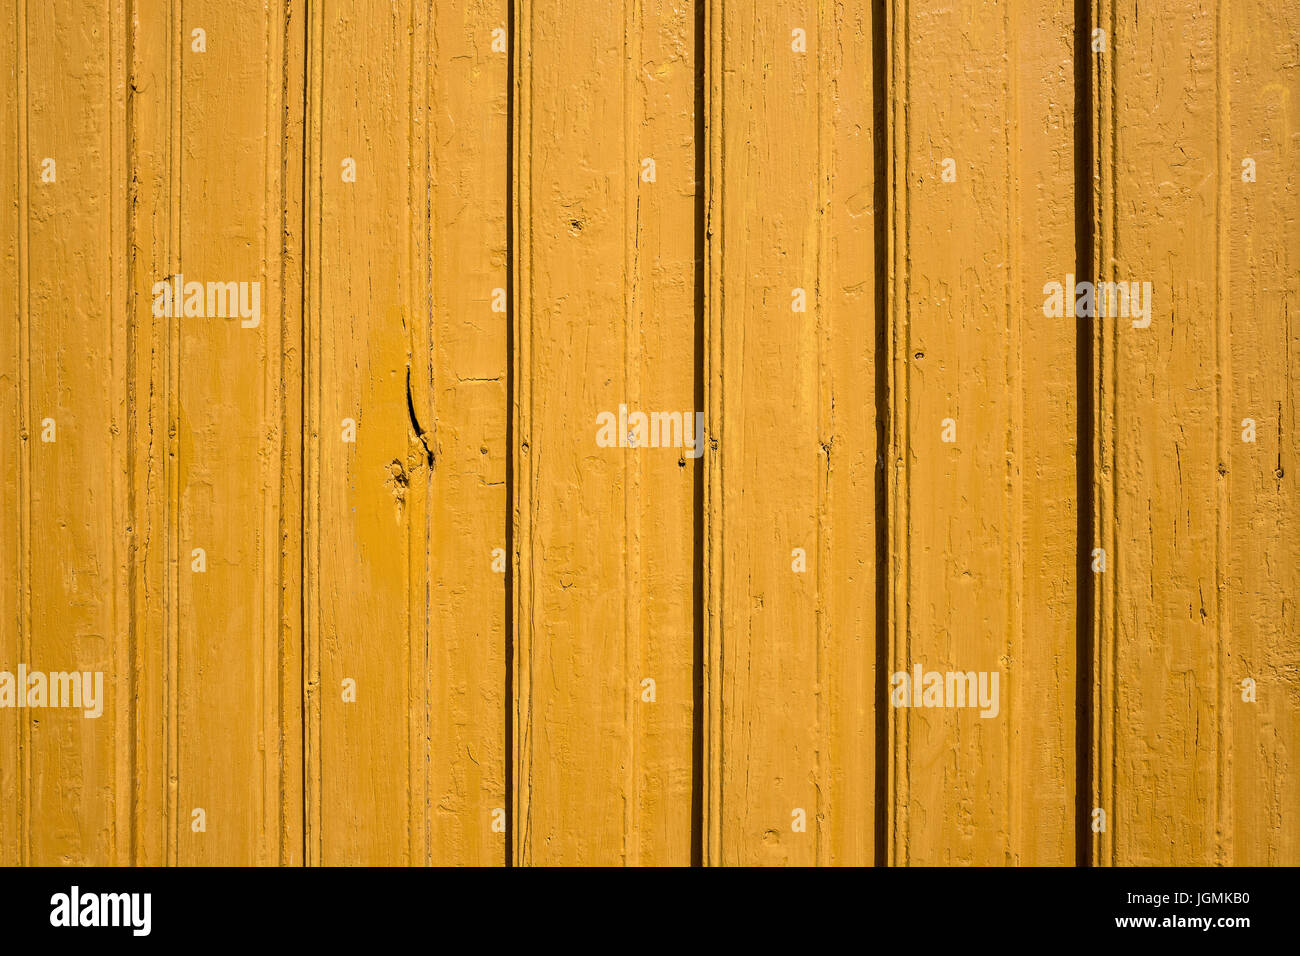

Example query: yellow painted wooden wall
[0,0,1295,866]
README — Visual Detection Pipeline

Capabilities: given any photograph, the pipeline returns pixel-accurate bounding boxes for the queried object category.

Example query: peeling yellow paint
[0,0,1296,867]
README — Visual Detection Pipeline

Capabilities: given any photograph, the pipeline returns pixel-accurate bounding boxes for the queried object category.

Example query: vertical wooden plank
[107,0,133,867]
[127,0,178,868]
[0,0,23,866]
[166,0,303,865]
[704,0,879,865]
[629,0,699,865]
[427,0,510,866]
[124,0,162,867]
[278,0,307,869]
[1091,0,1219,866]
[1012,0,1083,864]
[1226,0,1300,866]
[513,0,698,865]
[13,0,131,865]
[886,0,1077,864]
[820,0,884,868]
[307,0,432,865]
[1094,0,1300,865]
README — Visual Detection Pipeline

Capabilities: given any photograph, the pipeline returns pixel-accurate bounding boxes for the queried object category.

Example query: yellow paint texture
[887,0,1078,866]
[0,0,1296,866]
[704,0,878,866]
[514,0,696,865]
[1090,0,1300,866]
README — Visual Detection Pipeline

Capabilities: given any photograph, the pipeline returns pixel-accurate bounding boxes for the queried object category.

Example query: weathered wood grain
[705,0,879,865]
[0,0,1295,868]
[427,0,511,867]
[887,0,1078,866]
[1091,0,1300,866]
[512,0,698,866]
